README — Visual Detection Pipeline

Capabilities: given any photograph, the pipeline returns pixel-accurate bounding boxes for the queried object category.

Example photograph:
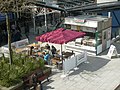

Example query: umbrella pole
[60,44,63,60]
[60,44,66,77]
[60,44,64,70]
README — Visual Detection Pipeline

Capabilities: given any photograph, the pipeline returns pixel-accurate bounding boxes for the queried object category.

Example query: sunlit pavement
[1,26,120,90]
[21,28,120,90]
[41,42,120,90]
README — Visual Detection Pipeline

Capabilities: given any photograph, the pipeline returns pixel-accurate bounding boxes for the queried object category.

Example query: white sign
[107,45,118,58]
[74,19,86,24]
[1,45,9,57]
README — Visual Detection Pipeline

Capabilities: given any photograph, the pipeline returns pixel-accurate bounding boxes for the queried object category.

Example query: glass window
[66,24,71,29]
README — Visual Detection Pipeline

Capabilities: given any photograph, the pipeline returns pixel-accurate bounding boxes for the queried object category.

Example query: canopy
[36,28,64,42]
[36,28,86,44]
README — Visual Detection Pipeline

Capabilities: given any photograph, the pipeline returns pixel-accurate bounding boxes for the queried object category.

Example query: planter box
[0,82,23,90]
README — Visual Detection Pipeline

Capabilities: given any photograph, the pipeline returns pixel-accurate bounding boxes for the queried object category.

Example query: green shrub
[0,53,44,87]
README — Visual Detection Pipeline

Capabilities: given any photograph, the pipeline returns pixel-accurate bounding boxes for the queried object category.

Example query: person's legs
[33,83,37,90]
[39,81,43,90]
[47,59,50,65]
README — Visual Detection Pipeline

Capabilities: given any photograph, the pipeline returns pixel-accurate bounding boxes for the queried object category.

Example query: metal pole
[16,0,19,18]
[52,12,54,25]
[43,0,47,32]
[44,8,47,32]
[15,0,18,27]
[60,44,63,62]
[33,13,36,34]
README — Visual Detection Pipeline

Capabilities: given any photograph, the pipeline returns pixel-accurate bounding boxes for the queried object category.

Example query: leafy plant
[0,53,45,87]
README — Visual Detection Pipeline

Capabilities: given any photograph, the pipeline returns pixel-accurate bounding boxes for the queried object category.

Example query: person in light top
[44,52,50,65]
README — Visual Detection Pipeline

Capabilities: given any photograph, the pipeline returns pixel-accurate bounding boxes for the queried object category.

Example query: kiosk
[64,15,112,55]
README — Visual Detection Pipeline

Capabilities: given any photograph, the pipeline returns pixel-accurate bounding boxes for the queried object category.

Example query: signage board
[107,45,118,58]
[74,18,86,24]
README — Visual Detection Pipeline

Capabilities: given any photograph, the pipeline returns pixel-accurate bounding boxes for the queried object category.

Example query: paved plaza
[41,42,120,90]
[19,29,120,90]
[0,27,120,90]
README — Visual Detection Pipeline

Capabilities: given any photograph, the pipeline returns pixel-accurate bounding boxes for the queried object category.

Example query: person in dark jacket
[45,44,50,50]
[16,23,21,33]
[31,73,38,89]
[13,30,22,42]
[51,45,56,57]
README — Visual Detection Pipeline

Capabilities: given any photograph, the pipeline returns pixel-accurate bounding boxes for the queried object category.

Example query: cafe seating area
[11,41,74,70]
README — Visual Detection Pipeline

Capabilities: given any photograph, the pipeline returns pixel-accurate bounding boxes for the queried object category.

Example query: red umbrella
[36,28,86,64]
[36,28,64,42]
[36,28,85,44]
[46,28,64,42]
[49,30,86,44]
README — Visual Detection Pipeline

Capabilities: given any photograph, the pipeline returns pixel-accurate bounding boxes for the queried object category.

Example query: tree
[0,0,33,64]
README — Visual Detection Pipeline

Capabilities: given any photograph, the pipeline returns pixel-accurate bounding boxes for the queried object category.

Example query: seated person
[51,45,57,57]
[44,52,50,65]
[45,44,50,50]
[39,52,45,58]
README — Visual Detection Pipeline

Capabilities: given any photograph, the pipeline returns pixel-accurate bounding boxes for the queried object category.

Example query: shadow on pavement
[42,79,54,90]
[42,67,62,90]
[69,55,110,76]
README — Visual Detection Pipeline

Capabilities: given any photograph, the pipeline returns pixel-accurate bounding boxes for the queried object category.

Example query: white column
[33,13,36,34]
[44,8,47,32]
[108,12,111,18]
[43,0,47,32]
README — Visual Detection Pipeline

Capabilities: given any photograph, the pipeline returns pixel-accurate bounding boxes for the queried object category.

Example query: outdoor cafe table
[27,43,40,48]
[51,52,74,65]
[51,57,61,65]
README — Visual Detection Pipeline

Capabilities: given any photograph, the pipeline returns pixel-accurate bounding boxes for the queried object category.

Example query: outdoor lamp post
[32,7,37,34]
[33,13,36,34]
